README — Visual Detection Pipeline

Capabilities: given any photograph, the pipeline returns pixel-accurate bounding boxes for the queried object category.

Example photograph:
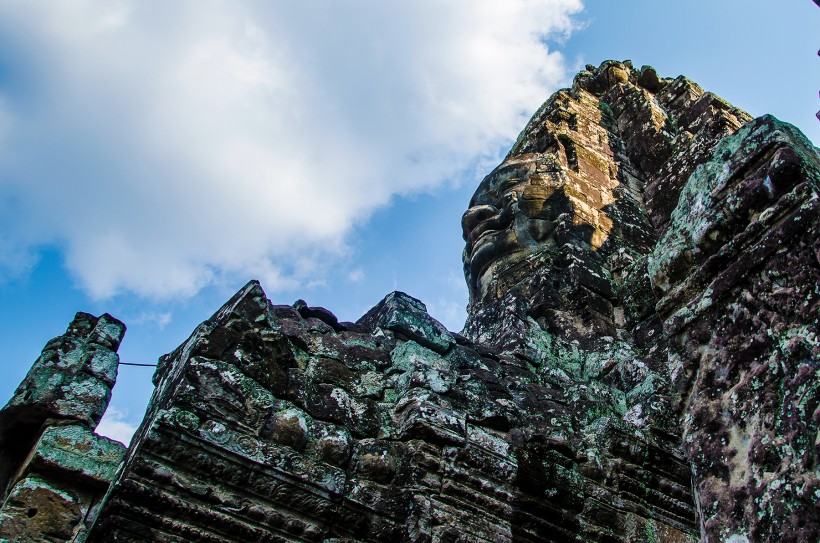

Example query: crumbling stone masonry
[0,313,126,542]
[1,61,817,543]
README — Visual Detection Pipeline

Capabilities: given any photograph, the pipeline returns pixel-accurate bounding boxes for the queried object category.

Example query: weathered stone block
[29,424,125,484]
[0,476,86,543]
[648,115,820,542]
[357,292,454,354]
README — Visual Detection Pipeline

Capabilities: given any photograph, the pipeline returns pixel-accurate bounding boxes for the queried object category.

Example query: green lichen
[33,425,125,483]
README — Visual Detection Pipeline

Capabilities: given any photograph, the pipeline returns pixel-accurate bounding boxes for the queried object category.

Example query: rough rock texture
[463,60,750,338]
[0,313,127,542]
[3,61,819,543]
[89,281,696,542]
[460,60,818,542]
[648,115,820,541]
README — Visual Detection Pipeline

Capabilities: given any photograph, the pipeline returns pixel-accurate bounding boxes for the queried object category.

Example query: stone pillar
[0,312,127,542]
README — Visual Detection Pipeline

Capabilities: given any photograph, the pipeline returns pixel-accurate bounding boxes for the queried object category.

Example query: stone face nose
[462,205,514,249]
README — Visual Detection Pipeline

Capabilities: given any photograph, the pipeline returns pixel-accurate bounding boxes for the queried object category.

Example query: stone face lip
[4,60,820,543]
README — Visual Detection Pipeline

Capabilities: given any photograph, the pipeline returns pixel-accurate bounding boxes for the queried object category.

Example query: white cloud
[0,95,10,150]
[97,407,138,446]
[347,268,365,283]
[130,310,172,330]
[430,269,471,331]
[0,0,583,300]
[0,237,37,280]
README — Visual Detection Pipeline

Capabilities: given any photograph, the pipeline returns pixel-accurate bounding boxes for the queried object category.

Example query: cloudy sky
[1,0,818,444]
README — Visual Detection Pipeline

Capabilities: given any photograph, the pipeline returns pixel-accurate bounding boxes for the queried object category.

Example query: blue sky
[1,1,818,444]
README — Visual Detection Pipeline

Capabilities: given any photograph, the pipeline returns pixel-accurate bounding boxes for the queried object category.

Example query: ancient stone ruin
[1,60,818,543]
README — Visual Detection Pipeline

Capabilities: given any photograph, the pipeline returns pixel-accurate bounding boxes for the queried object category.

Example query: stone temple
[1,60,818,543]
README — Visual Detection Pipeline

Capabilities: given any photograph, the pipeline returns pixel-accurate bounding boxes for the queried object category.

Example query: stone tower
[1,61,818,543]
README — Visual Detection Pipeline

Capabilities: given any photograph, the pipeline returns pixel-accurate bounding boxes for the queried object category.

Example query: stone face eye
[497,177,522,196]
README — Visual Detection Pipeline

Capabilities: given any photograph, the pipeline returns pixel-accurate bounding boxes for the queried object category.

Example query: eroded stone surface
[648,115,820,542]
[461,60,818,543]
[0,312,124,441]
[0,313,127,543]
[0,476,85,543]
[89,281,697,542]
[463,60,750,340]
[31,425,125,485]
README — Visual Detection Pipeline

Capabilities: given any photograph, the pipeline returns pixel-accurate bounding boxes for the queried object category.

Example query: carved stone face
[462,156,573,302]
